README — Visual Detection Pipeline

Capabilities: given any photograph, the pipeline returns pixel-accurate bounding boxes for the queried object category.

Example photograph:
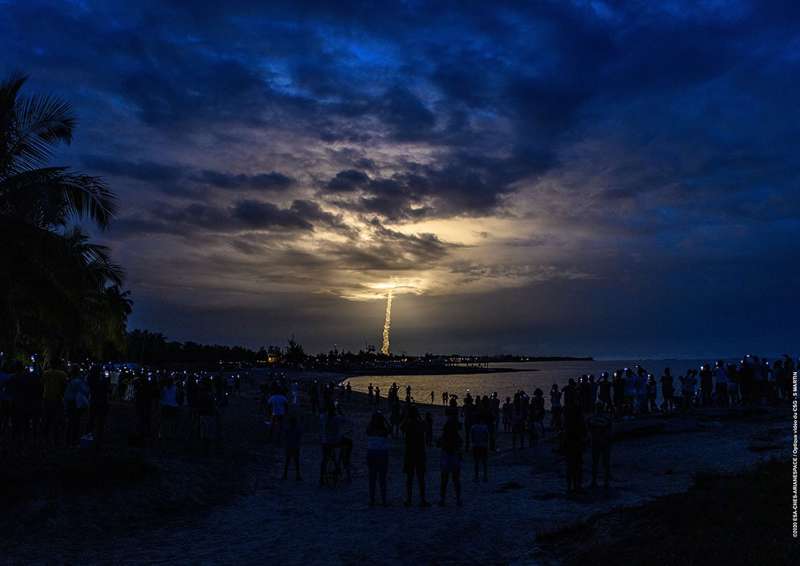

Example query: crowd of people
[2,352,795,505]
[0,356,244,455]
[260,354,796,505]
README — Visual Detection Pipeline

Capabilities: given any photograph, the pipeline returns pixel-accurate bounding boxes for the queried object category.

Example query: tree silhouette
[0,74,129,360]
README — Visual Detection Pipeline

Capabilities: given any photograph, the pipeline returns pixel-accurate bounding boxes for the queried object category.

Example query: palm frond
[0,74,27,130]
[0,74,29,176]
[8,90,75,172]
[63,227,125,286]
[60,172,116,228]
[0,166,116,228]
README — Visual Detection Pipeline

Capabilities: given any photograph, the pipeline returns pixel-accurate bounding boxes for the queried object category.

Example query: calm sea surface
[347,359,713,404]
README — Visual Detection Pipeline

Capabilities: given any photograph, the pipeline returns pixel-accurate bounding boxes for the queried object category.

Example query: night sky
[3,1,799,358]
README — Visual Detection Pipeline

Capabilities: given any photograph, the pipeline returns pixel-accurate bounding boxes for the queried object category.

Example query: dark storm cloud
[82,154,184,184]
[325,169,371,192]
[329,148,557,220]
[194,170,295,191]
[4,0,800,353]
[114,198,348,237]
[82,154,295,195]
[0,0,662,215]
[232,200,313,230]
[287,199,357,236]
[121,58,269,127]
[378,86,436,141]
[368,219,451,263]
[319,219,453,271]
[224,217,453,274]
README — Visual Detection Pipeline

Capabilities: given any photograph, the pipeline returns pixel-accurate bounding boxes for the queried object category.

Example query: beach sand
[2,373,792,565]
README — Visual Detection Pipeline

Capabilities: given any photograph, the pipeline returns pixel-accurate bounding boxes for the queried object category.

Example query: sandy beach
[1,372,791,565]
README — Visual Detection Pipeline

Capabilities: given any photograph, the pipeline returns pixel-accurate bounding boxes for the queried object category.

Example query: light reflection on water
[347,359,712,404]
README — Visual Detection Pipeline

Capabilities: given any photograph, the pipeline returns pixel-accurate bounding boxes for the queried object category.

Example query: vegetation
[0,74,130,362]
[126,329,259,365]
[284,334,306,367]
[126,332,420,369]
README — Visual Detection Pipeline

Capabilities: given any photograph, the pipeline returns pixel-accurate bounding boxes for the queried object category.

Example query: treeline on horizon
[126,329,593,368]
[126,329,263,366]
[127,330,391,367]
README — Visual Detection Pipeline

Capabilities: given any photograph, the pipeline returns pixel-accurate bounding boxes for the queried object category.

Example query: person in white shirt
[268,391,288,442]
[366,412,390,505]
[623,368,635,415]
[64,368,90,446]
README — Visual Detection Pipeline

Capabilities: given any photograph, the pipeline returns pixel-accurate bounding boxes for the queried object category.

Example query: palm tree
[0,74,129,360]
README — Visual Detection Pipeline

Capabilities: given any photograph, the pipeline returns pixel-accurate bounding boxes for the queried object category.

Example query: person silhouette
[660,368,674,413]
[587,403,612,488]
[282,415,303,481]
[563,399,586,493]
[470,412,489,482]
[366,412,389,506]
[439,411,463,506]
[502,396,513,433]
[402,405,430,507]
[550,385,563,431]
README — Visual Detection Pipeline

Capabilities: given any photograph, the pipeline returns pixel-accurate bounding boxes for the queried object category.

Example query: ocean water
[347,359,712,405]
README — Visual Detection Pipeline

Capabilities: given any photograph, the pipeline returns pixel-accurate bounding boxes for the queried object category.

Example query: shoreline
[339,365,526,376]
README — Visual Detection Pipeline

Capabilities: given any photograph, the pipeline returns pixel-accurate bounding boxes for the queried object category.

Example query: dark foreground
[0,377,794,564]
[536,458,797,565]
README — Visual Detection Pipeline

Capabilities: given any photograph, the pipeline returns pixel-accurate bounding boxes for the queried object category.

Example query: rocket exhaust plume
[381,288,393,355]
